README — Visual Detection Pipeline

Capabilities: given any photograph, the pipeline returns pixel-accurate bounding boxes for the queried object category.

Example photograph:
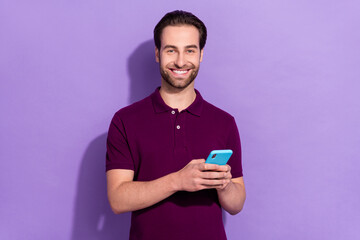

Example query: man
[106,10,246,240]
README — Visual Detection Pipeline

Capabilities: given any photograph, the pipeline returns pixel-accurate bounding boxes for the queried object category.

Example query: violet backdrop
[1,0,359,239]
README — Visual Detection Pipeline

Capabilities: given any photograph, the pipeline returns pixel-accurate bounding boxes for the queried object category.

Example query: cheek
[188,55,201,64]
[160,55,172,66]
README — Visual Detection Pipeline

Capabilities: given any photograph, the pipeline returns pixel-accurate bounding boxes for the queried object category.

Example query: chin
[169,78,194,89]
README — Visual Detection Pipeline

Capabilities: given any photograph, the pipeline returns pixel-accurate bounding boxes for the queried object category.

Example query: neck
[159,82,196,112]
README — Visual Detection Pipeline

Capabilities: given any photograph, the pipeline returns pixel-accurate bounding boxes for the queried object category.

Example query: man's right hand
[173,159,232,192]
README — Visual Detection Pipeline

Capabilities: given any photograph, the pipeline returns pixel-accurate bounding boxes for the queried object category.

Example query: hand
[216,164,232,191]
[174,159,232,192]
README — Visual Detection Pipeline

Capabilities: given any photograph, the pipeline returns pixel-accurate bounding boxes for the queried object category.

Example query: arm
[107,159,229,214]
[215,117,245,215]
[107,169,178,214]
[197,162,246,215]
[106,113,181,213]
[217,176,246,215]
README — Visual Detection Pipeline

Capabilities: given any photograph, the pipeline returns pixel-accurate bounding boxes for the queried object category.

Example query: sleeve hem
[231,171,243,178]
[106,163,134,172]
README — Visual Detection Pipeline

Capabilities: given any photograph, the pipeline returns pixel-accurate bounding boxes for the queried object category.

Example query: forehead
[160,25,200,48]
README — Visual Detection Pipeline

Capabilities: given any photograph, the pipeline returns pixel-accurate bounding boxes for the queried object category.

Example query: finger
[201,163,229,172]
[199,185,222,190]
[201,171,227,179]
[190,159,206,164]
[215,184,228,190]
[225,172,232,180]
[223,171,232,179]
[215,180,231,190]
[200,178,228,186]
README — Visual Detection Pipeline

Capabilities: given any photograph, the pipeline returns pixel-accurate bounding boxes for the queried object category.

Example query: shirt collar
[151,87,203,117]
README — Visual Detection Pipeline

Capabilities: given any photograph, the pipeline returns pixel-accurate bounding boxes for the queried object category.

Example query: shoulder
[113,95,153,123]
[201,99,235,123]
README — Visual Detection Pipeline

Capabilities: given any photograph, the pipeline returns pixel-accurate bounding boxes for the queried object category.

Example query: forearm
[109,173,178,214]
[217,180,246,215]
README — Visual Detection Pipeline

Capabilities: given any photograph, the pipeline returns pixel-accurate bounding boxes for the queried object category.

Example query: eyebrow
[163,45,177,50]
[163,44,199,50]
[185,45,199,49]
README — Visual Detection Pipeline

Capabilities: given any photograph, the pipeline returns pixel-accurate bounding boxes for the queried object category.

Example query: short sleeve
[106,113,135,172]
[226,117,243,178]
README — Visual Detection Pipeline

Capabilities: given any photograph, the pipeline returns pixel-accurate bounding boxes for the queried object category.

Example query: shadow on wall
[71,133,131,240]
[71,40,159,239]
[127,39,160,104]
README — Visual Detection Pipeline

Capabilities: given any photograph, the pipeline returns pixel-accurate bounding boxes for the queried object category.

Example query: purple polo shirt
[106,88,243,240]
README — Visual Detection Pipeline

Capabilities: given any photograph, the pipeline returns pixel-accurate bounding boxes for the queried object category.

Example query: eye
[167,49,175,53]
[187,49,195,53]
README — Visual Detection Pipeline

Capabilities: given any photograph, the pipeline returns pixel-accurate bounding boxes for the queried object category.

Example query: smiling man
[157,25,201,90]
[106,10,246,240]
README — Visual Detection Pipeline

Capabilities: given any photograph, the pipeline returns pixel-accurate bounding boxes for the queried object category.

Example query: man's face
[156,25,204,90]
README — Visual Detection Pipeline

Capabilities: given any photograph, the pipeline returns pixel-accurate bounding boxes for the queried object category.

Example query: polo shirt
[106,87,243,240]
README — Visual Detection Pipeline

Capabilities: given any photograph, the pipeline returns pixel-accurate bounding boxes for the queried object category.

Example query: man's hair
[154,10,207,50]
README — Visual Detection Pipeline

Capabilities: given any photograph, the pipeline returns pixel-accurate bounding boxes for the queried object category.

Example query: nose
[175,52,185,68]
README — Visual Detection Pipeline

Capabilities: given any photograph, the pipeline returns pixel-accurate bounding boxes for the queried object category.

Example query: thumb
[190,159,206,164]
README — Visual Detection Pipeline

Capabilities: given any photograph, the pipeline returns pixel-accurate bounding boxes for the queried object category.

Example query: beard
[159,62,199,90]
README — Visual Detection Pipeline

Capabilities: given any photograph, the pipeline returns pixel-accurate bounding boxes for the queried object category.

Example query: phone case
[205,149,233,165]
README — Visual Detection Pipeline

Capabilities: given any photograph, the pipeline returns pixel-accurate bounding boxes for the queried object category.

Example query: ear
[200,48,204,62]
[155,47,160,63]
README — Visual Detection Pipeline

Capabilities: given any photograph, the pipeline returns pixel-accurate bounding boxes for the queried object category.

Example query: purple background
[1,1,359,239]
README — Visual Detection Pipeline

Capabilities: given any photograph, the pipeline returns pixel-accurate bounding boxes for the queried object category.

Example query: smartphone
[205,149,233,165]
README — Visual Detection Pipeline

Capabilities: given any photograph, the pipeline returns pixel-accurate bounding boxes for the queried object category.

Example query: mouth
[170,68,190,76]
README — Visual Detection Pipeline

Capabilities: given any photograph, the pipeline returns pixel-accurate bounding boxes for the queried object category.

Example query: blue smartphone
[205,149,233,165]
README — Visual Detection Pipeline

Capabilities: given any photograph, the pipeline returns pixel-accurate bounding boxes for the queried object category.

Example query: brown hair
[154,10,207,50]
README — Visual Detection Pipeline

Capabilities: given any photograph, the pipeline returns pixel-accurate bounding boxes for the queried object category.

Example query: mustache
[168,64,195,70]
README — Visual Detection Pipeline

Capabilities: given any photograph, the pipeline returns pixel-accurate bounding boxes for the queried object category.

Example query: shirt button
[171,110,175,115]
[176,125,180,130]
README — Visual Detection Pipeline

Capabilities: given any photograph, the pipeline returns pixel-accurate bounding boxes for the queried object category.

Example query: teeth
[173,70,188,74]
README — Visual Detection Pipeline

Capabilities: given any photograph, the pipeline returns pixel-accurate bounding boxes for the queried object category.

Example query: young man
[106,10,246,240]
